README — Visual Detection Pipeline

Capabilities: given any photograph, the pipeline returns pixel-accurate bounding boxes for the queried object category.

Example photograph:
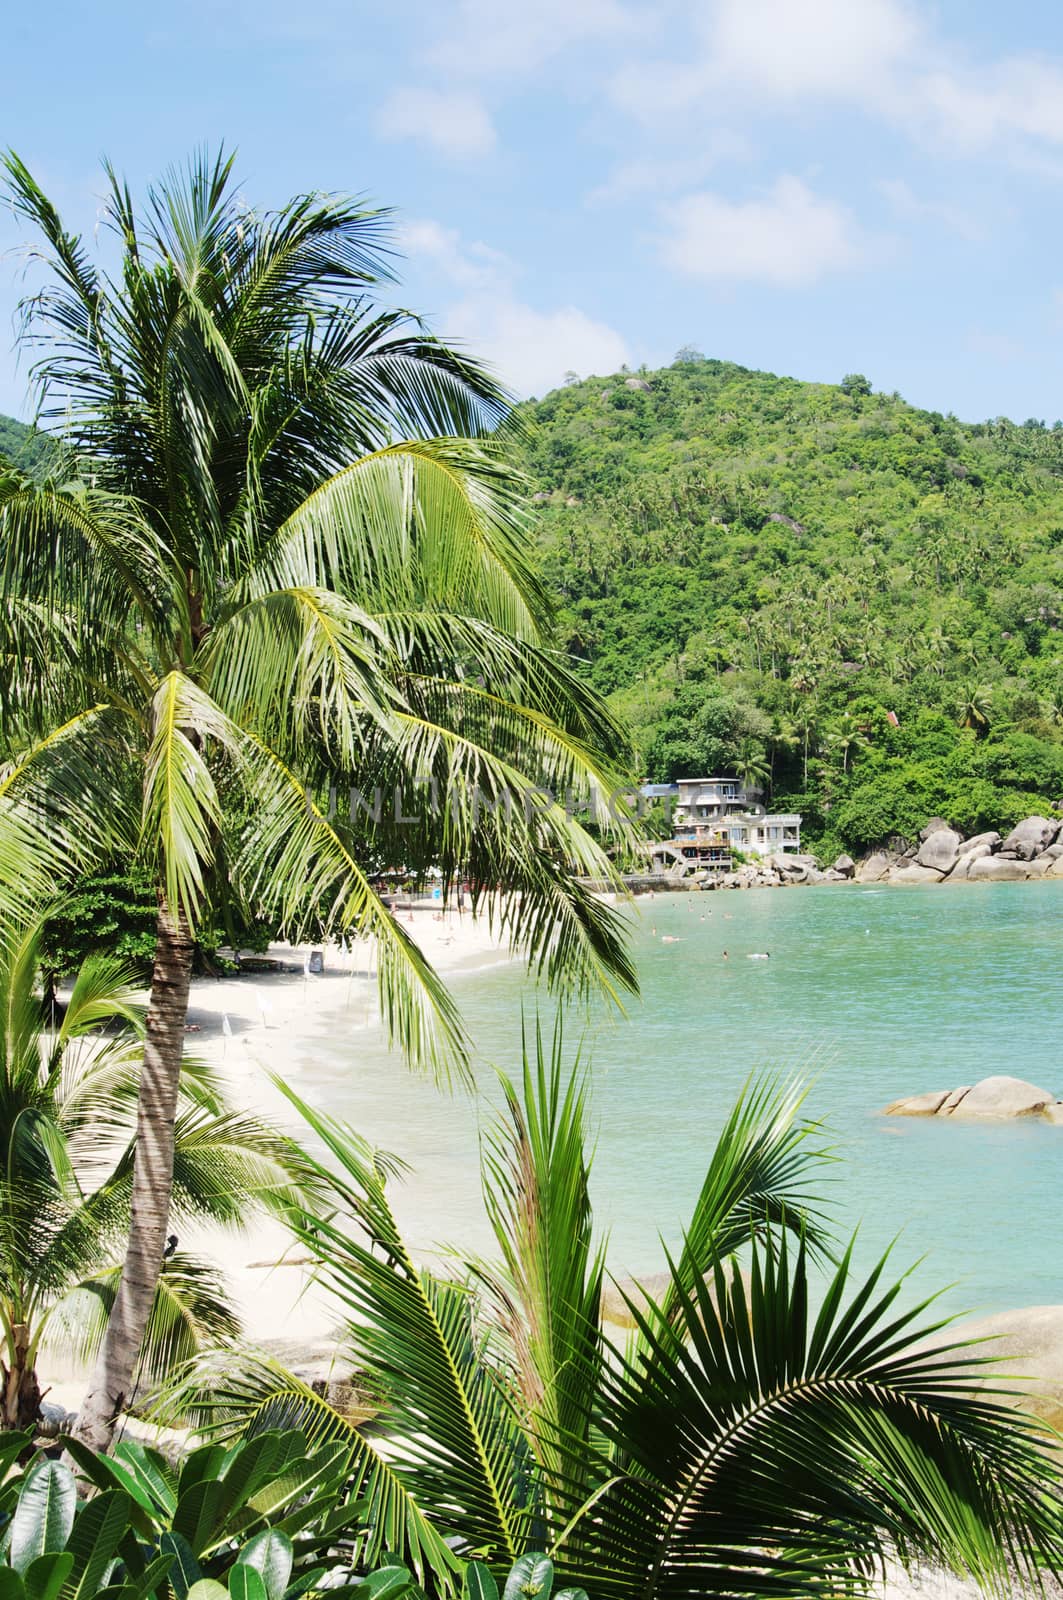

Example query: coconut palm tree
[0,918,306,1429]
[0,149,639,1450]
[958,682,994,735]
[154,1034,1063,1598]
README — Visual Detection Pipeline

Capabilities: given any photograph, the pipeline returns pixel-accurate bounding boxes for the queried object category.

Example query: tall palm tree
[157,1033,1063,1598]
[0,918,305,1429]
[0,150,639,1449]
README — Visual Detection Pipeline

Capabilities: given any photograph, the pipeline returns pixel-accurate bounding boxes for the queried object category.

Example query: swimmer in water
[747,952,770,959]
[722,949,729,959]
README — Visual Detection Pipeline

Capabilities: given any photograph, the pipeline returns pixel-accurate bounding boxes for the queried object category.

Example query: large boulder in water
[915,827,962,873]
[855,851,894,882]
[998,816,1060,860]
[967,854,1032,881]
[884,1089,951,1116]
[884,1076,1060,1120]
[950,1075,1056,1119]
[956,830,1001,857]
[887,862,945,884]
[947,844,993,879]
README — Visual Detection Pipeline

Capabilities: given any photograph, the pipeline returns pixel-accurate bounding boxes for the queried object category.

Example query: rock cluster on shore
[856,814,1063,884]
[884,1074,1063,1124]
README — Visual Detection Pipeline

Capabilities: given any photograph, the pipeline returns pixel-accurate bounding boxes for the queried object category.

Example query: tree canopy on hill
[0,411,52,472]
[520,357,1063,859]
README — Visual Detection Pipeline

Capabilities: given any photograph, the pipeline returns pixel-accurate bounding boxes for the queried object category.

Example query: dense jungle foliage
[520,357,1063,861]
[8,349,1063,869]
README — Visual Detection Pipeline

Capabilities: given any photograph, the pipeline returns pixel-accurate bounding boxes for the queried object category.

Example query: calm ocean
[293,881,1063,1318]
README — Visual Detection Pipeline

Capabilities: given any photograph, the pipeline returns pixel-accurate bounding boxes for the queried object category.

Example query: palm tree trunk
[1,1323,42,1429]
[72,899,193,1453]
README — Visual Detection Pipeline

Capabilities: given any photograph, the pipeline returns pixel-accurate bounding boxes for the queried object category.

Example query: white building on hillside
[641,776,801,877]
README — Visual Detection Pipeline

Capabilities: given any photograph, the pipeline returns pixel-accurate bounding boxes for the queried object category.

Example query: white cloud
[427,0,642,77]
[658,176,867,286]
[399,219,631,396]
[918,60,1063,151]
[611,0,918,120]
[878,178,983,242]
[588,135,751,206]
[710,0,917,100]
[375,87,496,158]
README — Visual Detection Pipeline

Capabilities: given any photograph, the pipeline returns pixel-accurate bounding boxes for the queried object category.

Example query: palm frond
[146,1346,465,1591]
[580,1233,1063,1600]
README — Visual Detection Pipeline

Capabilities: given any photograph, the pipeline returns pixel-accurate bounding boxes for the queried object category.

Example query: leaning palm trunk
[0,152,640,1452]
[74,902,193,1450]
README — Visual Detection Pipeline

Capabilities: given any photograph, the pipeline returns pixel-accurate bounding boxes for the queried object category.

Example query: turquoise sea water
[293,882,1063,1318]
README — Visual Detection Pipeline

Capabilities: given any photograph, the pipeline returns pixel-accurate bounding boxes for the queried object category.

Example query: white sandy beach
[42,902,517,1403]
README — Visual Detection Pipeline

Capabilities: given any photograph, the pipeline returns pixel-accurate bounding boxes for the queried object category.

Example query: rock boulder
[998,816,1060,860]
[884,1076,1060,1120]
[832,853,856,877]
[947,844,993,879]
[915,826,962,872]
[956,830,1001,857]
[855,851,895,882]
[887,862,945,884]
[919,817,954,840]
[967,854,1032,881]
[950,1075,1056,1118]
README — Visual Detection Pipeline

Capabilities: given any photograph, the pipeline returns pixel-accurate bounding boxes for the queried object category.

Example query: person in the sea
[722,949,729,959]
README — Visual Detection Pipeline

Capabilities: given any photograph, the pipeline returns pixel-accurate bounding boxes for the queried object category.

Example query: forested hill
[0,412,50,472]
[520,359,1063,861]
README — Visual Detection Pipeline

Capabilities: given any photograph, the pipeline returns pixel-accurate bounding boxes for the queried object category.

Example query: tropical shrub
[0,920,310,1428]
[153,1033,1063,1599]
[0,1431,586,1600]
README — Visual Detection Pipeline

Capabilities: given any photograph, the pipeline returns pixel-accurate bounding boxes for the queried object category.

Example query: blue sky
[5,0,1063,422]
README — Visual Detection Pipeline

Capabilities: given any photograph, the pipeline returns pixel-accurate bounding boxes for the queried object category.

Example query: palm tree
[958,683,994,735]
[0,918,305,1429]
[0,150,638,1449]
[733,739,769,793]
[156,1033,1063,1598]
[826,712,869,775]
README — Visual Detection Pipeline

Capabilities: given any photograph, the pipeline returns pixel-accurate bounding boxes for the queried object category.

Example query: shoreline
[41,905,520,1403]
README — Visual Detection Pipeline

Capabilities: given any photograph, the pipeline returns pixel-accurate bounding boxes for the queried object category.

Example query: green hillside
[520,358,1063,861]
[0,411,51,472]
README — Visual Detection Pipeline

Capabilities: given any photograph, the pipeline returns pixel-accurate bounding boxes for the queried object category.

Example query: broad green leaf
[160,1532,201,1600]
[61,1489,132,1600]
[113,1441,178,1517]
[0,1570,27,1600]
[232,1531,292,1600]
[23,1554,73,1600]
[185,1583,228,1600]
[171,1480,225,1559]
[226,1566,267,1600]
[502,1556,552,1600]
[360,1565,413,1600]
[177,1446,227,1500]
[9,1463,77,1573]
[462,1563,499,1600]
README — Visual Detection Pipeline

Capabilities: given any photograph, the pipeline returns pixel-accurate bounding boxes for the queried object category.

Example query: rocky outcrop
[855,850,899,882]
[832,853,856,877]
[884,1075,1061,1122]
[863,812,1063,885]
[956,830,1001,856]
[914,826,962,872]
[889,862,945,884]
[966,855,1031,881]
[998,816,1060,860]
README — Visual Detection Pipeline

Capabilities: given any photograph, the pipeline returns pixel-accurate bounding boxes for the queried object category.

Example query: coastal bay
[43,882,1062,1402]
